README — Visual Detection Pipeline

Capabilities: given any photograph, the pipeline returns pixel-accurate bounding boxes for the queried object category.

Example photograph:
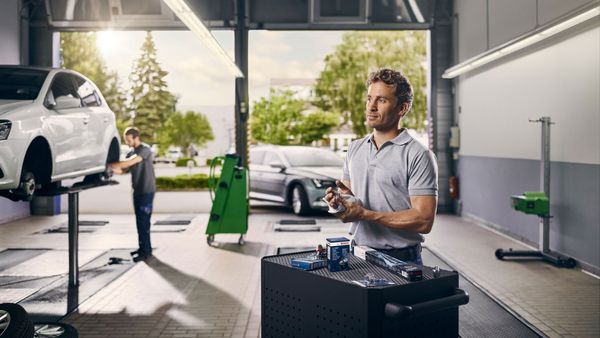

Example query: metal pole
[540,117,551,253]
[68,192,79,287]
[235,0,249,168]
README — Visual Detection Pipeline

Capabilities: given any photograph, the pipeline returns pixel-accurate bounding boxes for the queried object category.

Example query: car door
[73,75,106,167]
[42,72,89,175]
[261,151,288,202]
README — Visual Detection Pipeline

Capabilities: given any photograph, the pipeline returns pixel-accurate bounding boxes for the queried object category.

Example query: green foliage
[314,31,427,136]
[250,89,305,145]
[294,110,340,144]
[60,32,127,121]
[159,110,214,151]
[129,32,177,143]
[206,158,223,166]
[156,173,213,191]
[250,89,341,145]
[175,157,197,167]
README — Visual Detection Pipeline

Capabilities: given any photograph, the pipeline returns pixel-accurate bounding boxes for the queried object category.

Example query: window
[281,147,344,167]
[0,67,48,100]
[263,152,282,166]
[73,75,102,107]
[251,150,266,165]
[46,73,80,108]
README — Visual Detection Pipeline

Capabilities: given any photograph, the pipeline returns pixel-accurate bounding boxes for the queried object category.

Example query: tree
[160,111,214,151]
[294,110,339,145]
[128,31,177,143]
[60,32,127,121]
[314,31,427,136]
[250,89,305,145]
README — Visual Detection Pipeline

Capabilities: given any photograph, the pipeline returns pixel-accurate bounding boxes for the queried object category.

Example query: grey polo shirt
[343,130,438,249]
[127,143,156,195]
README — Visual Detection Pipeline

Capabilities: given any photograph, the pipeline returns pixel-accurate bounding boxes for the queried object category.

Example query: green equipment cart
[206,154,248,246]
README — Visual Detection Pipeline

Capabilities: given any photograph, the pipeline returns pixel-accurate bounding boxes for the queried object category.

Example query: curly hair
[367,68,413,111]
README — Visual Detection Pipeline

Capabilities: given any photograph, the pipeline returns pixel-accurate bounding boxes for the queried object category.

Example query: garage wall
[0,199,30,224]
[454,2,600,272]
[0,0,20,64]
[455,0,597,63]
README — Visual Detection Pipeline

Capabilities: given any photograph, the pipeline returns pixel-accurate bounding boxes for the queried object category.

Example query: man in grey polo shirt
[325,68,438,265]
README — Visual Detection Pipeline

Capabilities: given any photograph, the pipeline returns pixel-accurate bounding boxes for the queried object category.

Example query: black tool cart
[262,251,469,338]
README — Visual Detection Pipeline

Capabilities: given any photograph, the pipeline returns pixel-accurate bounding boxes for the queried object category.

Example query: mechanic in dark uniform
[110,127,156,262]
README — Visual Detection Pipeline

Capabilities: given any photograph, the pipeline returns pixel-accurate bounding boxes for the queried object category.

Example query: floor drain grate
[273,225,321,232]
[277,247,314,255]
[278,219,317,225]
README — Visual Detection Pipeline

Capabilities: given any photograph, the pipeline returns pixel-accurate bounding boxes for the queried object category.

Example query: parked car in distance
[249,145,344,215]
[0,66,121,201]
[166,147,183,163]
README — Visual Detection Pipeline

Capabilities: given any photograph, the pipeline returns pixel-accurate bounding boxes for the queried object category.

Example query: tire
[291,184,311,216]
[0,303,35,338]
[17,171,36,202]
[33,322,78,338]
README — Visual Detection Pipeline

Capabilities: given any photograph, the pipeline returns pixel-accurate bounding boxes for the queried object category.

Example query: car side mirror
[269,161,286,172]
[54,96,81,110]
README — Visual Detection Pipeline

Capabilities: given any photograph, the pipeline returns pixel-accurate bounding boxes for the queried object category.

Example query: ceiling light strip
[442,6,600,79]
[162,0,244,78]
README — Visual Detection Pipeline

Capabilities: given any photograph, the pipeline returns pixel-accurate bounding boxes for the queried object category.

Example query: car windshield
[281,147,344,167]
[0,68,48,100]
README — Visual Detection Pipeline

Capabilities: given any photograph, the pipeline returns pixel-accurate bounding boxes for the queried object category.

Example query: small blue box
[290,256,327,271]
[326,237,350,272]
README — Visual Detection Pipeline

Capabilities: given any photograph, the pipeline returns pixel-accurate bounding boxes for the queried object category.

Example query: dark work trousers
[381,244,424,265]
[133,192,154,256]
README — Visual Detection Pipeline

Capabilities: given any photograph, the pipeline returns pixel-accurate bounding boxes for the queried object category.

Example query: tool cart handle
[384,288,469,319]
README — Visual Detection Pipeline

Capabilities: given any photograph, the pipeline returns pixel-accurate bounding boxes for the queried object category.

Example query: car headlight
[312,178,336,189]
[0,120,11,141]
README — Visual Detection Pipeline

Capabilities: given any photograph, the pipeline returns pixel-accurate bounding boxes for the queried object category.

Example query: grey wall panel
[488,0,537,48]
[538,0,595,25]
[0,199,29,224]
[459,155,600,269]
[455,0,487,62]
[0,0,20,64]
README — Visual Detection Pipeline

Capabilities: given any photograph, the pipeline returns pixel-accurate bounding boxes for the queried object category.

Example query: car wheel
[292,185,311,216]
[17,171,36,202]
[33,322,78,338]
[0,303,35,338]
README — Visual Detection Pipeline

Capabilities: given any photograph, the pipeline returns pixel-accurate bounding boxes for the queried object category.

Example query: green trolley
[206,154,249,246]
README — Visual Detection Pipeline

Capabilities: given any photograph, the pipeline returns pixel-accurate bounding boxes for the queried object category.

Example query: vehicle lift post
[495,117,576,268]
[68,192,79,287]
[37,180,118,287]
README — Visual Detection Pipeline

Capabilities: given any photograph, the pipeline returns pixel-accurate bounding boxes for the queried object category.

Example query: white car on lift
[0,66,121,201]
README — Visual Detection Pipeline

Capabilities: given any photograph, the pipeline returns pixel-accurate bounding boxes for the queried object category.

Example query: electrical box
[511,192,549,216]
[449,126,460,148]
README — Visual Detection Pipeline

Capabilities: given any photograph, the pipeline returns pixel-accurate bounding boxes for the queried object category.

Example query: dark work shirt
[127,143,156,195]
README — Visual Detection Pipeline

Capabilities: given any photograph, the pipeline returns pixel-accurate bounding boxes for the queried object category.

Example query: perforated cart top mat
[262,251,455,287]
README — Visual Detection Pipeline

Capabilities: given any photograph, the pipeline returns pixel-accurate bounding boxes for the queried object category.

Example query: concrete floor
[0,206,598,338]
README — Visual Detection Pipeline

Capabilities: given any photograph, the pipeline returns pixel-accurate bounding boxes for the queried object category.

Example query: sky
[96,30,345,108]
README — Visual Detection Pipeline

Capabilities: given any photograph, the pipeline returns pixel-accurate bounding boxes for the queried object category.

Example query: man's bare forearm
[360,207,434,234]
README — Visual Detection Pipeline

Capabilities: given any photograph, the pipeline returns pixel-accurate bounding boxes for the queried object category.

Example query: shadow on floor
[64,256,254,337]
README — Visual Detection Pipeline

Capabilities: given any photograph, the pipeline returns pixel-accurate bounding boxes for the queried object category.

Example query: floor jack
[495,117,576,268]
[206,154,248,246]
